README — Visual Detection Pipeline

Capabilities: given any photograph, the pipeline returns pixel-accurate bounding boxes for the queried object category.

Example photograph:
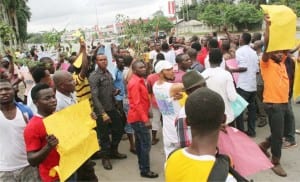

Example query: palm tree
[16,0,31,45]
[0,0,31,47]
[2,0,19,45]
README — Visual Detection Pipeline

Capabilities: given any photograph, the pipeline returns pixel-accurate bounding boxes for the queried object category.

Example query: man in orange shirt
[258,14,290,177]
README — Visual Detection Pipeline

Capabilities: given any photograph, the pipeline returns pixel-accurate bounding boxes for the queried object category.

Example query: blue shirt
[113,67,125,101]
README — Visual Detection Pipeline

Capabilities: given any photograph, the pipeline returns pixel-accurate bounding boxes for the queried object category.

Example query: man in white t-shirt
[161,42,176,65]
[149,42,160,66]
[204,39,226,69]
[152,61,184,158]
[228,32,259,137]
[202,48,238,124]
[0,79,39,181]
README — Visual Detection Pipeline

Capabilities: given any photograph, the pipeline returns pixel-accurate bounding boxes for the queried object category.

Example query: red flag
[168,1,175,15]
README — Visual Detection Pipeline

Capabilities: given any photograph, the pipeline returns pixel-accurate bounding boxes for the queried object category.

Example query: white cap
[155,61,173,73]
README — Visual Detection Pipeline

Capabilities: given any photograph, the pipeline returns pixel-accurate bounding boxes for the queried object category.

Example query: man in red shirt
[23,83,60,182]
[197,36,209,66]
[127,60,158,178]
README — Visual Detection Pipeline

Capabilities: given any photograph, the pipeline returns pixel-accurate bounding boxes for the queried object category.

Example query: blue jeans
[131,122,151,174]
[264,103,288,158]
[236,88,257,135]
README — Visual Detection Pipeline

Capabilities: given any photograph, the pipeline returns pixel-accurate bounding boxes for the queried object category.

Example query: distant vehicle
[150,31,167,40]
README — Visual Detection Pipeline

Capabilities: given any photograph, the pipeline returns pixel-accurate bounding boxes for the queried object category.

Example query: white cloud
[28,0,171,32]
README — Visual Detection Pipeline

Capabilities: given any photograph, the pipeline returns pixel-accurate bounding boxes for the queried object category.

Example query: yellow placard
[44,100,99,181]
[294,58,300,101]
[73,53,83,68]
[261,5,297,52]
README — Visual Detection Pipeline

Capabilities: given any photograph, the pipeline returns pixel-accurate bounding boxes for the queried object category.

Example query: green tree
[1,0,31,46]
[149,16,174,32]
[43,29,65,49]
[116,14,174,57]
[198,4,224,30]
[116,14,149,57]
[26,33,44,44]
[232,2,263,30]
[178,4,201,21]
[16,0,31,44]
[0,22,13,49]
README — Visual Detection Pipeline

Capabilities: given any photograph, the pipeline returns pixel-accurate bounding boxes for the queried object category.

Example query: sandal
[141,171,159,178]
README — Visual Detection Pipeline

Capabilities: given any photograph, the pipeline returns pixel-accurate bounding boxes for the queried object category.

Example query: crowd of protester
[1,14,300,181]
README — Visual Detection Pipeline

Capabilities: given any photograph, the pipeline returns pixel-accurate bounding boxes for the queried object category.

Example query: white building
[176,19,217,34]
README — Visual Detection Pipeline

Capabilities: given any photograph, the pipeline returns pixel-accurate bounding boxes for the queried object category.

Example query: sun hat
[182,70,207,91]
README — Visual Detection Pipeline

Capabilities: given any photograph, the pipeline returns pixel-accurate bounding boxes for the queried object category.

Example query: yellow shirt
[165,149,236,182]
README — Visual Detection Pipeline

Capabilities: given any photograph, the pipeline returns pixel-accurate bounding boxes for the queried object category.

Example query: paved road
[93,102,300,182]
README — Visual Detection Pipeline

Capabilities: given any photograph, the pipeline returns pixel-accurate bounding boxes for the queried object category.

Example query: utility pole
[182,0,185,21]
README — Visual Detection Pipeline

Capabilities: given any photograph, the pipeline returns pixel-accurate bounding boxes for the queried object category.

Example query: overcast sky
[27,0,170,33]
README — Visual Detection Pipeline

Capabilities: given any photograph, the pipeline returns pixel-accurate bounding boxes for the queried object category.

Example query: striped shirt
[73,74,92,105]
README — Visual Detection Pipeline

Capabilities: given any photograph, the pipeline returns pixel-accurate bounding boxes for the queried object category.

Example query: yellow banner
[73,53,83,68]
[294,59,300,101]
[261,5,297,52]
[44,100,99,181]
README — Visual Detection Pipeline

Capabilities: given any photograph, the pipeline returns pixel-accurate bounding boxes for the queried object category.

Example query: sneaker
[282,141,297,149]
[296,129,300,135]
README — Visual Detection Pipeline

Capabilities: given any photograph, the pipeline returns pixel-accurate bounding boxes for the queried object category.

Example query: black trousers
[95,109,123,156]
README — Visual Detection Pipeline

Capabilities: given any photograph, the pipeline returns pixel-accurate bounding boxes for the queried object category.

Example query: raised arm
[262,14,271,62]
[78,41,89,79]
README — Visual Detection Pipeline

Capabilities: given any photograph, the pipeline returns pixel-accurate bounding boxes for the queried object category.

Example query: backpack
[208,153,250,182]
[15,101,33,123]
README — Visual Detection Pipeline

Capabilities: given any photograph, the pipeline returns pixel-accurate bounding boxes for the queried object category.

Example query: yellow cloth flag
[44,100,99,181]
[293,59,300,101]
[73,53,83,68]
[261,5,297,52]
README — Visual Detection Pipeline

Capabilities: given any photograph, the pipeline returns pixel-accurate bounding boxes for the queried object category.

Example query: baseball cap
[155,60,173,73]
